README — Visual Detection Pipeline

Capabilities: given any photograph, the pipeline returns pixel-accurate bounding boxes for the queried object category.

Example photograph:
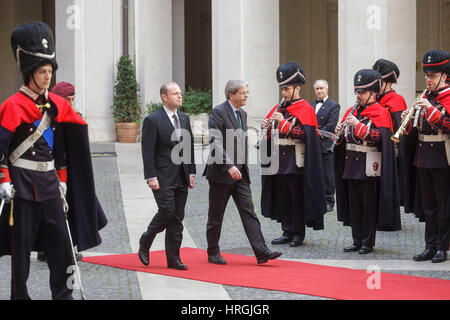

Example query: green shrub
[146,87,212,116]
[147,101,163,115]
[180,87,212,115]
[112,56,141,123]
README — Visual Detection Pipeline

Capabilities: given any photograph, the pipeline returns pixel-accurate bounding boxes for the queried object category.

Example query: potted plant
[112,55,141,143]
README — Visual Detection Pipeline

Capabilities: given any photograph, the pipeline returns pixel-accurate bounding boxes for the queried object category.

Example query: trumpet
[327,101,359,153]
[391,89,427,143]
[256,97,285,149]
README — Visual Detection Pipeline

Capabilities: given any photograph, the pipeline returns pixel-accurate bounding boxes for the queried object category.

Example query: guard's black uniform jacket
[335,102,401,240]
[402,86,450,251]
[261,99,326,231]
[0,90,66,202]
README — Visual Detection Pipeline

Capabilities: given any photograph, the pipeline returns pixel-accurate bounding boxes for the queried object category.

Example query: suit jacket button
[32,151,36,156]
[355,157,359,161]
[430,144,434,147]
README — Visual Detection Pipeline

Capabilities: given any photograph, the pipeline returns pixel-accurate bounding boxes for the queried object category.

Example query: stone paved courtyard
[0,143,448,301]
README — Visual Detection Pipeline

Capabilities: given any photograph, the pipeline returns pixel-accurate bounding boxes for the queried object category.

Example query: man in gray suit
[203,80,282,265]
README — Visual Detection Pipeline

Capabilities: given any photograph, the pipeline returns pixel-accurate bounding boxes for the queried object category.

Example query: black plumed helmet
[10,21,58,85]
[422,49,449,74]
[277,62,306,87]
[373,59,400,84]
[354,69,383,94]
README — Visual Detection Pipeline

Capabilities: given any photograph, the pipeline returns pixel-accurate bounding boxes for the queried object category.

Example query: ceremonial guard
[402,50,450,263]
[0,22,107,299]
[261,63,326,247]
[372,59,408,207]
[334,69,400,254]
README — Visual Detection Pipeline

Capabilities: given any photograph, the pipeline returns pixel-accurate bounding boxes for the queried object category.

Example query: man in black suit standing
[204,80,282,265]
[310,80,341,212]
[138,81,196,270]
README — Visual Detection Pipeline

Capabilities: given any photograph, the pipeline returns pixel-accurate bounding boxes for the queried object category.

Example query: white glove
[59,182,67,197]
[0,183,13,201]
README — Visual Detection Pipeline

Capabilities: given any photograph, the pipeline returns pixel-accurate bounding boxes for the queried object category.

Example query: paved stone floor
[0,143,448,301]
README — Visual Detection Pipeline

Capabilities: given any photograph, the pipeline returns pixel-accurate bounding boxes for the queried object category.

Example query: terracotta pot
[115,122,140,143]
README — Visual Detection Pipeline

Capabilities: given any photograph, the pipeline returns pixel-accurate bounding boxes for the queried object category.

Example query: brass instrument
[391,90,427,143]
[327,101,358,153]
[256,97,285,149]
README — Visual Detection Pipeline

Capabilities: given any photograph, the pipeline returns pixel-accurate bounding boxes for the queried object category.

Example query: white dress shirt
[163,105,179,128]
[148,106,195,182]
[315,96,328,114]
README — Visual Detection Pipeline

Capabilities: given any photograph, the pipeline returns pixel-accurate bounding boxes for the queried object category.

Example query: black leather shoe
[359,246,373,254]
[271,236,292,245]
[413,249,436,262]
[431,250,447,264]
[208,254,227,265]
[138,238,150,266]
[290,236,304,248]
[257,250,283,265]
[343,245,361,253]
[168,261,188,270]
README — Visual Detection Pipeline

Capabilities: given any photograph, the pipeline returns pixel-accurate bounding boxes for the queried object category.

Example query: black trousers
[274,174,305,239]
[348,179,379,248]
[418,168,450,251]
[141,186,188,265]
[10,197,73,300]
[322,152,336,207]
[206,180,268,259]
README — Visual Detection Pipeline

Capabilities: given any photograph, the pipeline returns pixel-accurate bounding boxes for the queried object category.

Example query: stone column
[56,0,122,142]
[339,0,416,112]
[172,0,185,90]
[134,0,173,108]
[211,0,280,123]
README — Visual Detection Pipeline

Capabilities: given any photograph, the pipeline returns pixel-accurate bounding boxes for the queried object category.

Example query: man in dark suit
[310,80,340,212]
[203,80,282,265]
[138,81,196,270]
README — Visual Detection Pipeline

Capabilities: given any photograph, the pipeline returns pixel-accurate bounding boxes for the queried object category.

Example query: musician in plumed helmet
[334,69,400,255]
[401,49,450,263]
[260,63,326,248]
[372,59,408,208]
[0,22,107,299]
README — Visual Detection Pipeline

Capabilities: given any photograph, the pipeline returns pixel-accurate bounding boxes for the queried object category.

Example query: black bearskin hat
[277,62,306,87]
[354,69,382,94]
[373,59,400,84]
[422,49,449,74]
[10,22,58,85]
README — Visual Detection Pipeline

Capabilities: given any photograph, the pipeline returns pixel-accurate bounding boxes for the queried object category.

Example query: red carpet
[83,248,450,300]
